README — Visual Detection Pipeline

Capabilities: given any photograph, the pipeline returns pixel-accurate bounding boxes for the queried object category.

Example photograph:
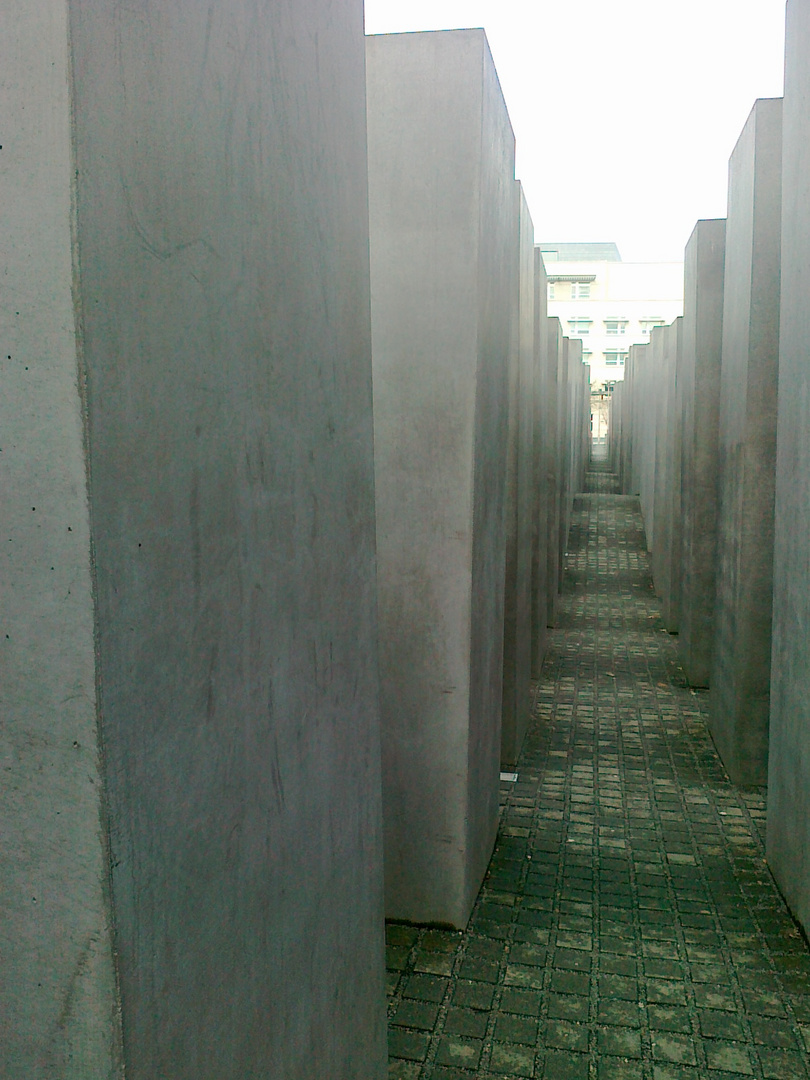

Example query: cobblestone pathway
[386,464,810,1080]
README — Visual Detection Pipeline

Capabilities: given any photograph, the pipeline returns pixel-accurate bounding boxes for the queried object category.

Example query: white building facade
[540,242,683,389]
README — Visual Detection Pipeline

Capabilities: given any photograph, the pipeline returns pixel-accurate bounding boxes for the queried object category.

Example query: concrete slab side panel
[679,219,727,688]
[70,5,386,1077]
[558,337,573,585]
[663,317,685,631]
[768,0,810,936]
[0,8,121,1076]
[467,44,519,887]
[501,185,535,766]
[530,251,549,678]
[546,318,563,624]
[367,29,514,927]
[642,329,662,552]
[711,98,782,785]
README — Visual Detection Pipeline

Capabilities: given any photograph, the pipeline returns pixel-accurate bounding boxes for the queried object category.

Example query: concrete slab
[366,29,515,927]
[640,327,663,552]
[530,251,550,679]
[769,0,810,938]
[711,98,782,785]
[626,342,650,499]
[546,318,564,624]
[661,318,685,632]
[0,8,121,1075]
[501,184,536,767]
[559,337,582,584]
[678,219,727,687]
[2,5,387,1078]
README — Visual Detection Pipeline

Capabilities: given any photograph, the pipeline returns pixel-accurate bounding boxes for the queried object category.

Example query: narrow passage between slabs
[386,458,810,1080]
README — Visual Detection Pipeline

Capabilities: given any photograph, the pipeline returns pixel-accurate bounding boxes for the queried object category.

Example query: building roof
[539,242,622,262]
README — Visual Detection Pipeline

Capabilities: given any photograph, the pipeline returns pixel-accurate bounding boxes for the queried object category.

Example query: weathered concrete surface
[640,329,662,553]
[2,4,387,1079]
[367,29,514,928]
[502,184,535,767]
[0,7,121,1076]
[530,251,550,679]
[679,220,727,688]
[661,318,685,632]
[625,342,650,499]
[711,98,782,786]
[651,325,668,564]
[769,0,810,938]
[546,318,564,624]
[557,337,584,589]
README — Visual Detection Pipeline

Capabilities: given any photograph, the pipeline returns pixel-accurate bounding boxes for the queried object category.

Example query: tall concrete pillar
[769,0,810,937]
[557,337,581,584]
[502,184,536,767]
[679,219,727,687]
[661,318,685,632]
[1,5,386,1078]
[366,29,515,928]
[546,318,564,623]
[627,342,650,499]
[531,252,550,679]
[640,329,662,551]
[711,98,782,785]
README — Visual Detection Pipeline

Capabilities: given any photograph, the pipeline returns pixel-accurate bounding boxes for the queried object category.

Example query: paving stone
[705,1040,755,1074]
[452,980,495,1011]
[493,1012,538,1045]
[544,1018,589,1052]
[541,1049,590,1079]
[434,1036,483,1070]
[444,1007,488,1039]
[598,999,641,1027]
[488,1042,536,1077]
[652,1031,697,1065]
[597,1026,642,1057]
[757,1047,810,1078]
[388,1061,423,1080]
[388,1027,430,1063]
[391,999,440,1031]
[385,472,810,1078]
[598,1062,645,1080]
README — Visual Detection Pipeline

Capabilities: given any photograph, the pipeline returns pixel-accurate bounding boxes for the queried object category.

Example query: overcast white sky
[364,0,786,262]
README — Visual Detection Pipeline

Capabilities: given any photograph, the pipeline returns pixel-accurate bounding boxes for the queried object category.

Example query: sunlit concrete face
[502,184,536,767]
[678,219,727,688]
[367,29,515,928]
[769,0,810,938]
[711,98,782,786]
[2,3,386,1078]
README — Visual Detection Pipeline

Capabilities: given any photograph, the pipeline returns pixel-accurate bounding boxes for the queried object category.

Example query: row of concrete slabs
[614,9,810,944]
[1,16,589,1079]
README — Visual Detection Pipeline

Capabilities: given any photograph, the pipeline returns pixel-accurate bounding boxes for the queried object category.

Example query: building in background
[540,242,683,390]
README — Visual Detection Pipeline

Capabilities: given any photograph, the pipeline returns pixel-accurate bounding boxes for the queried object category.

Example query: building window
[582,350,592,363]
[604,319,627,335]
[640,318,666,337]
[604,351,628,365]
[571,282,590,300]
[548,283,555,300]
[567,318,592,336]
